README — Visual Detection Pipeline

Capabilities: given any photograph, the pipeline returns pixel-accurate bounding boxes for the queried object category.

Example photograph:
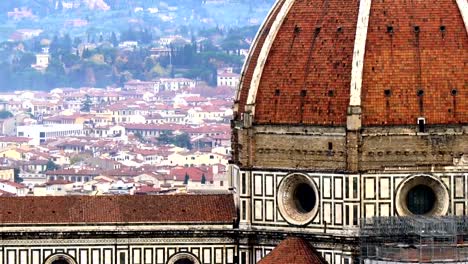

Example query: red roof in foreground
[258,237,327,264]
[0,194,235,224]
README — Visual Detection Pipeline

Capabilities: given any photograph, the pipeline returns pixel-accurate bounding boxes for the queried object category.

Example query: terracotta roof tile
[258,237,327,264]
[0,194,236,224]
[0,136,31,143]
[237,0,466,126]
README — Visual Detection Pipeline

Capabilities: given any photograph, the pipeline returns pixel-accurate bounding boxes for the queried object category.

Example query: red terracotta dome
[235,0,467,126]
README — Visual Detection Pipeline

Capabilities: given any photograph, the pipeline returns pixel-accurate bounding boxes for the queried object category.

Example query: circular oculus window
[277,173,319,226]
[395,175,449,216]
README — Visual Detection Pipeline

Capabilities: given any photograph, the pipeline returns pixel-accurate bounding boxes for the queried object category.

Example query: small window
[241,200,246,220]
[241,173,246,195]
[353,178,358,199]
[345,205,350,225]
[353,205,358,225]
[241,252,247,264]
[119,252,126,264]
[294,25,301,34]
[387,25,394,33]
[418,117,426,133]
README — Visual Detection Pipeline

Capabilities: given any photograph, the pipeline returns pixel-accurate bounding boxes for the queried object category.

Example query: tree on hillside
[0,110,13,119]
[13,168,23,183]
[174,133,192,150]
[110,32,119,47]
[80,95,92,112]
[183,173,190,185]
[57,0,63,11]
[134,132,145,143]
[158,132,173,145]
[82,48,92,59]
[17,53,36,70]
[46,160,59,171]
[73,37,82,47]
[201,174,206,184]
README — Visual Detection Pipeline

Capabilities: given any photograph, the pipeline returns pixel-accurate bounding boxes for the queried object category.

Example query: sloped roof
[0,194,236,224]
[258,237,328,264]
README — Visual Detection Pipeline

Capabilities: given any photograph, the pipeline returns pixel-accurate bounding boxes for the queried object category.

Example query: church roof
[235,0,467,126]
[258,237,327,264]
[0,194,235,224]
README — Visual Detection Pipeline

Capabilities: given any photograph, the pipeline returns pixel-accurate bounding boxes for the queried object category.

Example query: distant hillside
[0,0,252,15]
[0,0,111,15]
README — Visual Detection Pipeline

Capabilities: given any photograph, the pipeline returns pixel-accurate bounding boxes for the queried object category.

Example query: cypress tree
[183,173,189,184]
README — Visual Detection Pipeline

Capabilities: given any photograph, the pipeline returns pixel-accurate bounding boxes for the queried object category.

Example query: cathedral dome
[234,0,467,126]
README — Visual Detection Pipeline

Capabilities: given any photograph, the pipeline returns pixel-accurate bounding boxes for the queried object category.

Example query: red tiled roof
[46,179,73,185]
[258,237,327,264]
[170,167,213,182]
[361,1,467,125]
[135,185,161,194]
[0,180,26,189]
[0,189,15,197]
[0,194,236,224]
[123,123,184,131]
[133,149,159,156]
[0,137,31,143]
[184,96,207,103]
[45,169,100,176]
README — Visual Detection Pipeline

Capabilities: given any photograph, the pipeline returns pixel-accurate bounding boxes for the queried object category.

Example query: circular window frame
[395,174,449,216]
[43,253,77,264]
[167,252,201,264]
[277,173,320,226]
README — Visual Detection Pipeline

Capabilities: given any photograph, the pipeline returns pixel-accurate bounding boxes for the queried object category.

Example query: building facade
[17,124,84,145]
[0,195,237,264]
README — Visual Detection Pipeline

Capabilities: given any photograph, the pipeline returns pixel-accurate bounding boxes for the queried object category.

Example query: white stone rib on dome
[456,0,468,35]
[245,0,296,114]
[235,0,286,103]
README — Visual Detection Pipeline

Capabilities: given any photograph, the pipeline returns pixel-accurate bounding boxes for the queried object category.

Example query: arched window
[43,253,77,264]
[167,252,200,264]
[174,259,194,264]
[51,260,70,264]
